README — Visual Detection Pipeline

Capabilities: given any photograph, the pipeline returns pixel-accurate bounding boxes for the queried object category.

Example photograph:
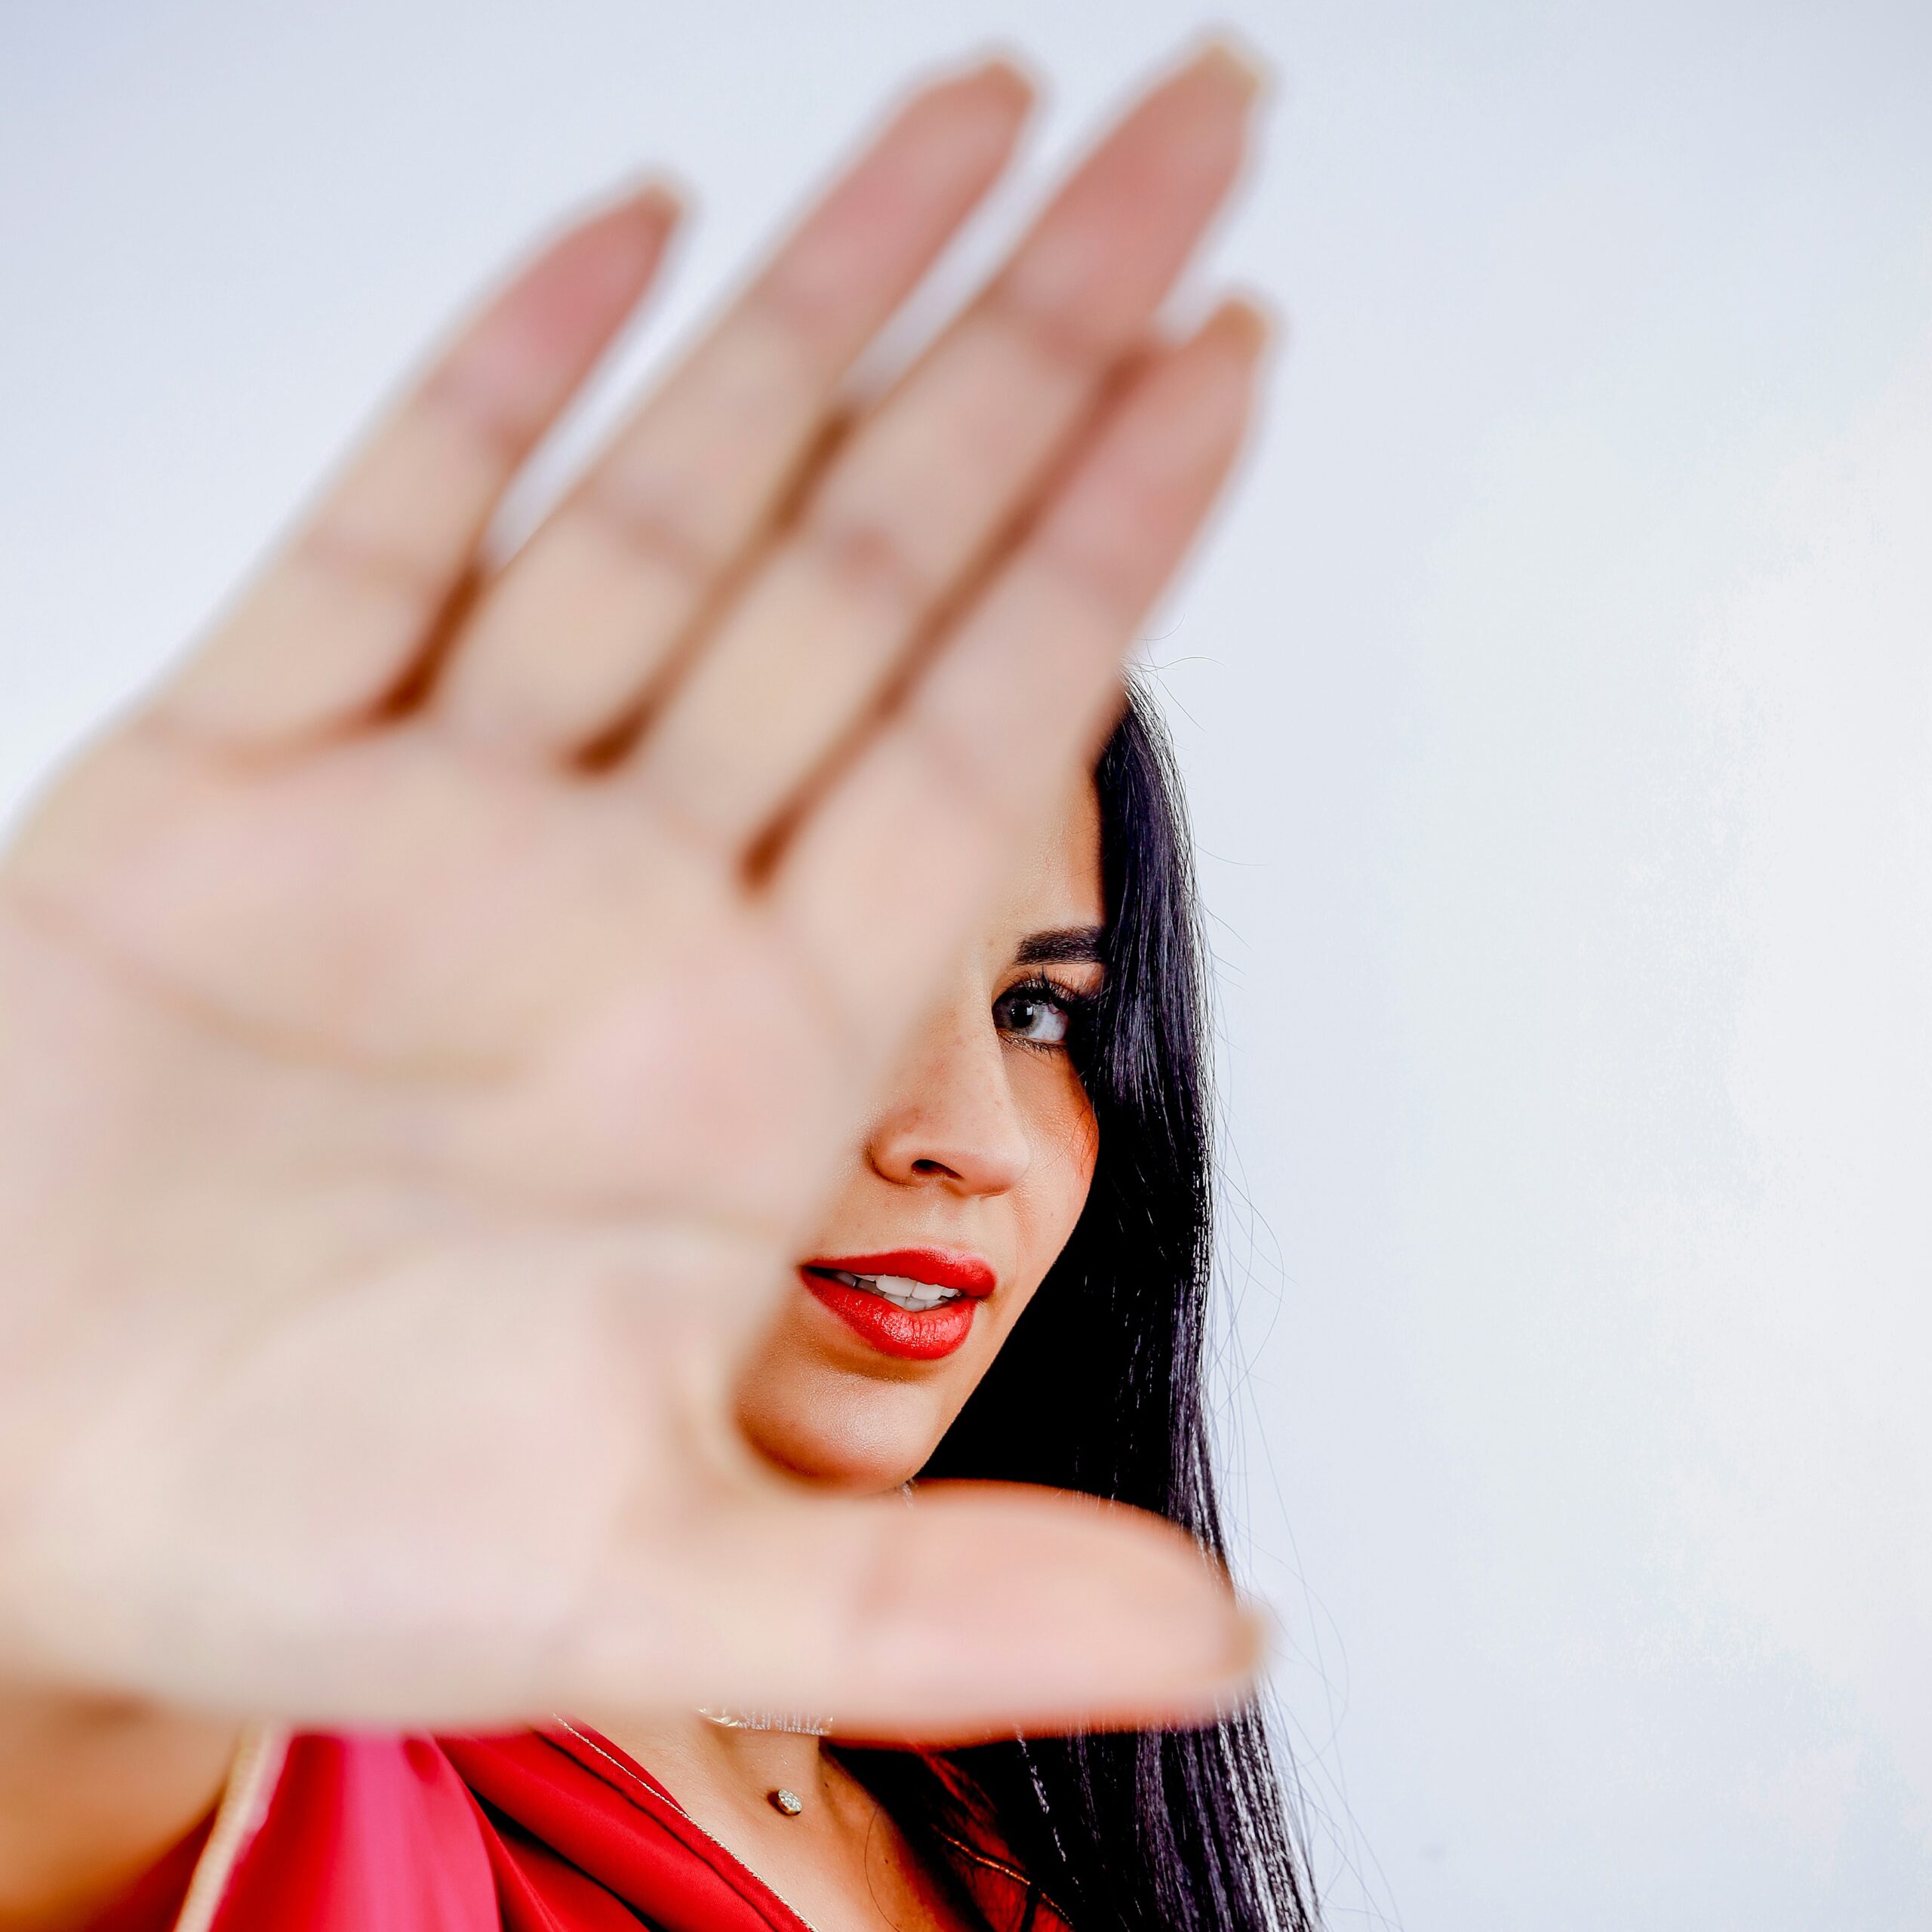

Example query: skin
[736,777,1103,1492]
[595,774,1106,1932]
[0,783,1103,1932]
[0,43,1268,1928]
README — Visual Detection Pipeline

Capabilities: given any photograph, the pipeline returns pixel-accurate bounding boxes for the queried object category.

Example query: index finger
[630,45,1258,853]
[438,60,1035,750]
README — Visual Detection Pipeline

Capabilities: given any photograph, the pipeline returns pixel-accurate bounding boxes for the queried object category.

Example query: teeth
[824,1269,964,1313]
[875,1273,962,1312]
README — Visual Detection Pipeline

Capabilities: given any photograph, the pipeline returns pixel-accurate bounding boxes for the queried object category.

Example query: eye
[992,978,1078,1048]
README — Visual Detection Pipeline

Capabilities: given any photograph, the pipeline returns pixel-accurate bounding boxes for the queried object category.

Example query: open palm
[0,51,1264,1737]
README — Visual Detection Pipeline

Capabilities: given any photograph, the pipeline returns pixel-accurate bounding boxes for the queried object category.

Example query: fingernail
[943,49,1039,113]
[1178,1602,1275,1727]
[1232,1598,1277,1676]
[631,177,688,224]
[605,171,690,229]
[971,51,1040,100]
[1191,33,1273,106]
[1208,292,1282,360]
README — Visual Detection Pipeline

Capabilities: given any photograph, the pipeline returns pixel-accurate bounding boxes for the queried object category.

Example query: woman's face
[735,775,1105,1491]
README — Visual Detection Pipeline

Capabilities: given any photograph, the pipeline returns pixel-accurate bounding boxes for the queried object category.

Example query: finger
[771,302,1267,1063]
[630,45,1259,853]
[435,61,1035,751]
[570,1484,1266,1738]
[160,188,681,746]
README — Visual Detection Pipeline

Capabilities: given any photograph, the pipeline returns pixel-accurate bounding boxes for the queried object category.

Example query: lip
[805,1249,997,1297]
[797,1247,997,1362]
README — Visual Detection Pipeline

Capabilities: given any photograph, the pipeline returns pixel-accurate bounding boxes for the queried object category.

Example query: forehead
[986,773,1104,944]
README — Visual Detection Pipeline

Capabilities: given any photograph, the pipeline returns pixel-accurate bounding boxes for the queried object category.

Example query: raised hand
[0,48,1266,1738]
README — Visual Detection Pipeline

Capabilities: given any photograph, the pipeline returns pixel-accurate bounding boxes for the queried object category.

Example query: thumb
[562,1479,1267,1742]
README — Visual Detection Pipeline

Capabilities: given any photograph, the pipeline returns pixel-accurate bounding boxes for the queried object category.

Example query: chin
[737,1361,954,1494]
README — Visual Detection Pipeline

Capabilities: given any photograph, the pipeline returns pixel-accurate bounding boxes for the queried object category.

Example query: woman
[0,41,1305,1932]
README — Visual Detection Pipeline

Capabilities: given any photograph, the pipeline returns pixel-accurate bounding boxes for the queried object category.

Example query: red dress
[88,1724,1071,1932]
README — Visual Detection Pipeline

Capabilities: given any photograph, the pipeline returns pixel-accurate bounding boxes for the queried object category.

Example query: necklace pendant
[769,1786,804,1817]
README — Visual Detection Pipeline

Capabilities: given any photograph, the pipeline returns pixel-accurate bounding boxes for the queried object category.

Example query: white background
[3,2,1928,1926]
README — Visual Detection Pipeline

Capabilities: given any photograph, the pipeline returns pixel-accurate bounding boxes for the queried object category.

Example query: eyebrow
[1013,924,1106,967]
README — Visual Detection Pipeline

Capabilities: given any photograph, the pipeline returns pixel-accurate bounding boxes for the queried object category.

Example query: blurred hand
[0,47,1266,1737]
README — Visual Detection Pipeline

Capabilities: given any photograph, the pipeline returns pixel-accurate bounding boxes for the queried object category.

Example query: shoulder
[924,1798,1076,1932]
[937,1829,1078,1929]
[85,1730,497,1931]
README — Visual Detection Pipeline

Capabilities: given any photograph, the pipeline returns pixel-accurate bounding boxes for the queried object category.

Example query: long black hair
[841,685,1317,1931]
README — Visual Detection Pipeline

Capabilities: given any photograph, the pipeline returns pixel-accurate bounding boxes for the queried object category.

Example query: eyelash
[993,973,1100,1053]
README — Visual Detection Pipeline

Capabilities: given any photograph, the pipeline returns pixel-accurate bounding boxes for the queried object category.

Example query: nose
[865,990,1033,1195]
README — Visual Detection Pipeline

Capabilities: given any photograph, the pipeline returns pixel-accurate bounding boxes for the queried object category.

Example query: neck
[577,1709,952,1931]
[582,1708,831,1814]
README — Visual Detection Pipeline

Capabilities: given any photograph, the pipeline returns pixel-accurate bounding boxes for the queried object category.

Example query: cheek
[1006,1053,1100,1284]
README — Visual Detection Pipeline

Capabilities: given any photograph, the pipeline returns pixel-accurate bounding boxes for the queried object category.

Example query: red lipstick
[798,1247,996,1362]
